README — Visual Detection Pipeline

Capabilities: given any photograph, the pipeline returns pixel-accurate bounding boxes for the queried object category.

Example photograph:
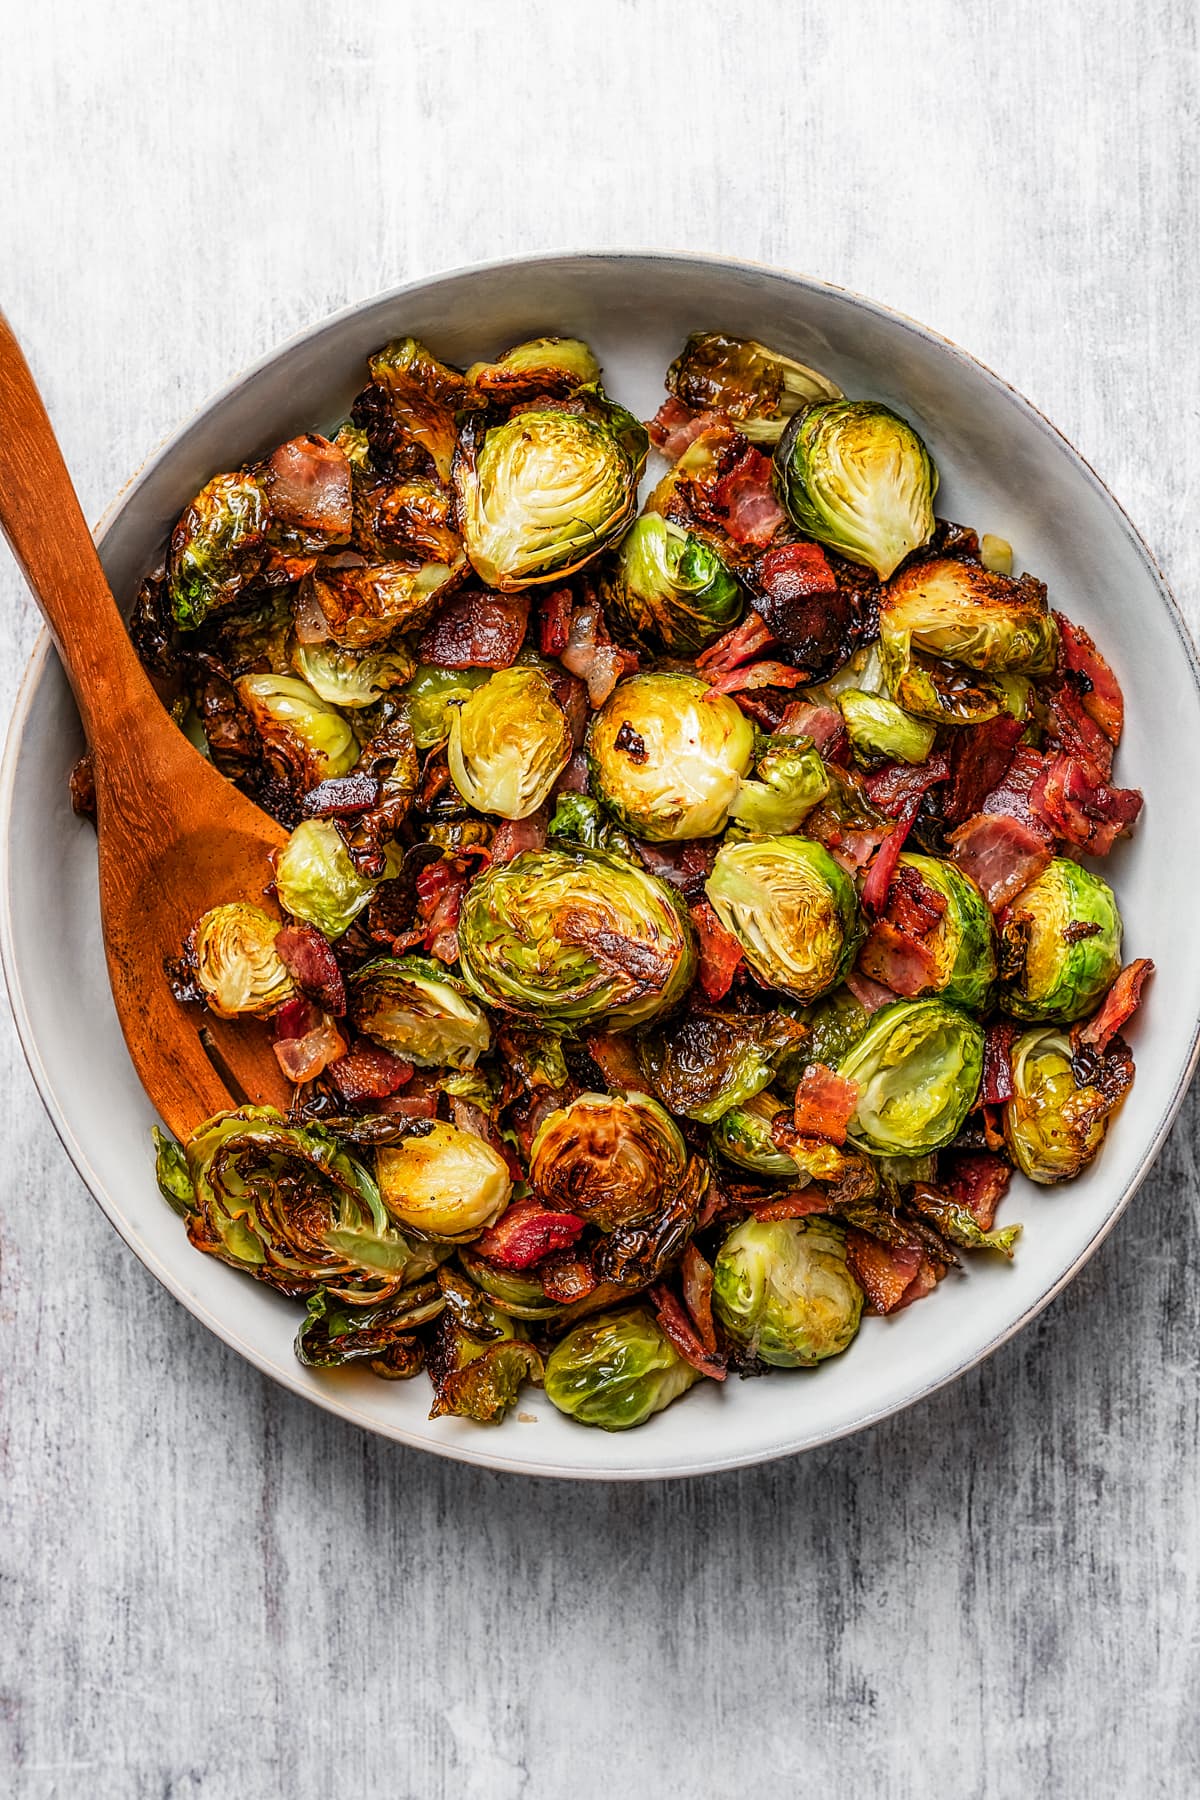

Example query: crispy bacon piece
[844,1232,924,1314]
[694,611,776,674]
[329,1044,413,1104]
[843,969,896,1014]
[560,600,637,706]
[946,813,1052,911]
[746,542,860,676]
[376,1077,440,1119]
[301,771,384,819]
[706,660,813,695]
[892,1255,944,1310]
[793,1063,859,1144]
[415,856,477,963]
[1077,957,1154,1052]
[540,1257,597,1303]
[647,397,730,459]
[689,899,744,1001]
[1030,753,1143,855]
[272,1002,347,1084]
[679,1244,718,1353]
[858,921,938,997]
[777,699,846,758]
[977,746,1049,832]
[860,793,923,913]
[889,863,947,936]
[942,1151,1012,1231]
[713,445,787,546]
[262,434,352,539]
[651,1284,727,1380]
[583,1030,647,1093]
[414,590,529,668]
[979,1021,1018,1105]
[1056,614,1124,743]
[537,586,575,658]
[475,1199,585,1270]
[634,838,718,902]
[1045,681,1115,780]
[275,922,347,1015]
[491,810,549,865]
[751,1189,830,1222]
[943,716,1025,827]
[862,752,951,820]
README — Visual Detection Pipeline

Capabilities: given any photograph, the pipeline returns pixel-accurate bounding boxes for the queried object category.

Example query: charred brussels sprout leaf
[712,1217,863,1366]
[348,955,491,1068]
[447,666,572,820]
[547,791,631,854]
[290,640,416,709]
[168,470,268,629]
[1003,1027,1131,1184]
[454,398,648,590]
[153,1126,196,1216]
[529,1091,688,1231]
[457,845,695,1028]
[907,1184,1022,1258]
[376,1120,512,1240]
[891,853,997,1012]
[306,559,462,651]
[705,837,861,1003]
[880,558,1058,679]
[600,514,744,653]
[728,735,830,835]
[638,1008,807,1125]
[427,1272,543,1423]
[666,333,843,444]
[789,989,870,1077]
[838,689,937,766]
[355,337,474,484]
[296,1282,444,1377]
[192,902,296,1018]
[588,672,755,842]
[710,1091,797,1177]
[774,401,937,580]
[998,860,1122,1023]
[276,818,380,939]
[837,998,984,1155]
[466,336,601,399]
[402,663,491,749]
[543,1308,700,1430]
[235,673,358,786]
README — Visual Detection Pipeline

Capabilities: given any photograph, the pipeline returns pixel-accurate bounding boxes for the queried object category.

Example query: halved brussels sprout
[356,337,474,484]
[447,666,573,820]
[712,1217,863,1366]
[457,845,695,1028]
[306,558,460,651]
[873,853,997,1012]
[836,998,984,1155]
[773,401,938,580]
[168,470,267,629]
[402,663,492,749]
[347,955,492,1068]
[376,1120,511,1240]
[529,1091,687,1231]
[191,902,296,1019]
[879,649,1018,726]
[454,399,648,590]
[600,514,744,653]
[705,836,861,1002]
[879,558,1058,677]
[235,673,359,785]
[727,735,830,835]
[290,640,416,709]
[665,333,843,444]
[710,1091,797,1177]
[543,1308,700,1430]
[838,689,937,766]
[295,1279,445,1378]
[275,818,378,939]
[999,860,1122,1023]
[638,1008,807,1125]
[466,336,601,399]
[1003,1027,1128,1184]
[588,672,755,841]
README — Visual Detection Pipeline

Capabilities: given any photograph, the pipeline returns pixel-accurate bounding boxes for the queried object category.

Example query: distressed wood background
[2,3,1198,1795]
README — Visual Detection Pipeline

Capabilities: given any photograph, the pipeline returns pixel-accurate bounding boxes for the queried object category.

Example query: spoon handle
[0,311,156,747]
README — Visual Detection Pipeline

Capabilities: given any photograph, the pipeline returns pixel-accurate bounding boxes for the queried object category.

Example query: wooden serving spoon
[0,312,292,1137]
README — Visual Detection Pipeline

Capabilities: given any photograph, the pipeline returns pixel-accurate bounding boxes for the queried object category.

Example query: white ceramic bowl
[4,253,1198,1480]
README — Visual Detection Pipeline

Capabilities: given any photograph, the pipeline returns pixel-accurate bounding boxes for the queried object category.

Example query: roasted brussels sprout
[879,558,1058,678]
[727,735,830,835]
[838,689,937,766]
[402,663,491,749]
[465,336,601,399]
[191,902,296,1019]
[454,398,648,589]
[705,837,861,1003]
[1003,1027,1129,1184]
[275,818,379,939]
[999,860,1122,1023]
[347,955,491,1067]
[773,401,937,580]
[600,514,744,653]
[355,336,473,483]
[529,1091,687,1230]
[168,470,267,629]
[295,1280,445,1377]
[874,854,997,1012]
[290,640,415,709]
[306,558,461,651]
[710,1091,797,1177]
[427,1269,544,1423]
[457,845,695,1028]
[789,988,869,1075]
[712,1217,863,1366]
[907,1184,1021,1258]
[665,333,843,444]
[235,673,359,786]
[837,998,985,1155]
[376,1120,512,1240]
[588,672,755,842]
[547,791,630,854]
[447,666,573,819]
[638,1007,807,1124]
[543,1308,700,1430]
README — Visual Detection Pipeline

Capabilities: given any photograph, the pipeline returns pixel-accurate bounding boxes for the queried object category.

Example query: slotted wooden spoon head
[0,312,292,1138]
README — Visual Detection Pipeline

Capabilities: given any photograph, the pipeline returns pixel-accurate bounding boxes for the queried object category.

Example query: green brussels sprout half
[457,845,695,1028]
[836,998,985,1155]
[880,558,1058,678]
[712,1217,863,1367]
[877,646,1017,726]
[447,666,573,820]
[588,672,755,842]
[705,836,861,1003]
[638,1008,807,1125]
[1003,1027,1132,1185]
[600,514,744,654]
[838,689,937,766]
[427,1275,544,1424]
[402,663,491,750]
[347,955,492,1068]
[665,332,843,444]
[290,640,416,709]
[998,860,1122,1023]
[235,673,359,786]
[773,401,938,580]
[275,818,379,939]
[710,1091,797,1177]
[543,1308,700,1431]
[191,902,296,1019]
[465,336,601,399]
[529,1090,688,1231]
[168,470,268,629]
[728,735,830,835]
[454,397,648,590]
[375,1120,512,1241]
[884,853,997,1012]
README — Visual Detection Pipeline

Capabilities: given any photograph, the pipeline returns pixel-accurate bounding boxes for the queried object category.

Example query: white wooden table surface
[2,4,1198,1795]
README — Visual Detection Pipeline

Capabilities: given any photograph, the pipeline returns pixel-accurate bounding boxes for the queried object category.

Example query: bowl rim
[4,248,1199,1480]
